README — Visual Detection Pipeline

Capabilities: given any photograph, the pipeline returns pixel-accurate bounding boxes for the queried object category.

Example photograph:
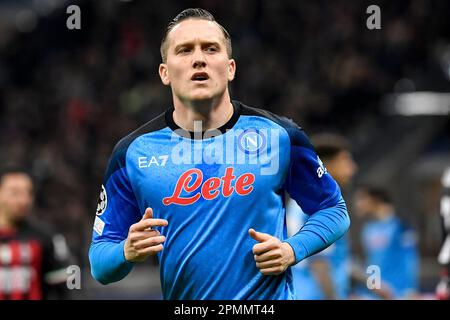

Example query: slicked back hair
[311,133,351,162]
[358,185,392,204]
[160,8,232,62]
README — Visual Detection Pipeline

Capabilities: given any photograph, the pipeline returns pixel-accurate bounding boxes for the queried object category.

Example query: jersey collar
[165,100,241,140]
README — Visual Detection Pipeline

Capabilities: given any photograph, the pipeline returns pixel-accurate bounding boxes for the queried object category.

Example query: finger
[134,235,166,250]
[134,218,168,231]
[253,250,280,262]
[130,230,160,241]
[138,244,164,255]
[142,207,153,220]
[256,260,280,269]
[252,241,278,255]
[259,266,285,276]
[248,228,271,243]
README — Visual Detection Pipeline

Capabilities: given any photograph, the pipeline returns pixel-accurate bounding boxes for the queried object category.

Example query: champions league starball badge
[96,184,107,216]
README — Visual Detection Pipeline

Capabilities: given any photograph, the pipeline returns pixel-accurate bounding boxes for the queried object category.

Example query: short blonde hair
[160,8,232,63]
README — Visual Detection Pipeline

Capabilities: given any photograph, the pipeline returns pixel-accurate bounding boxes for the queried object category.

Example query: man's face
[0,173,34,223]
[159,19,236,103]
[354,190,375,219]
[326,151,357,187]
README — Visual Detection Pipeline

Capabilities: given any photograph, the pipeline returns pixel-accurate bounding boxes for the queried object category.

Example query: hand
[124,207,168,263]
[249,228,295,276]
[373,284,394,300]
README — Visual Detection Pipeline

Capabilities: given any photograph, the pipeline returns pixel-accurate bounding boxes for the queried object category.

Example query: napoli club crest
[238,129,266,154]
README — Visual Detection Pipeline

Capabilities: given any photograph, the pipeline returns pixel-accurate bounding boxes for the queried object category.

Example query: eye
[177,47,191,54]
[205,46,218,53]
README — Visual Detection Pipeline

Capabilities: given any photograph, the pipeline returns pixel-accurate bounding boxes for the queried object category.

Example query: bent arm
[89,141,143,285]
[89,239,134,285]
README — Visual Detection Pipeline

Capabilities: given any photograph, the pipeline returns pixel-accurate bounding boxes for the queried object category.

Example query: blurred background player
[436,167,450,300]
[287,133,357,299]
[354,185,419,299]
[0,168,72,299]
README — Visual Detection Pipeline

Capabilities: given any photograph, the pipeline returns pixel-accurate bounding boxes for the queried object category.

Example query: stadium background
[0,0,449,299]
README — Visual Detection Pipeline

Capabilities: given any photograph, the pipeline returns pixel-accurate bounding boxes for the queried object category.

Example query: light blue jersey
[287,198,350,299]
[89,100,350,300]
[361,215,419,298]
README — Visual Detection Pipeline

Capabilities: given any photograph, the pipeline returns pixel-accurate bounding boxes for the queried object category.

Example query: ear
[159,63,170,86]
[227,59,236,82]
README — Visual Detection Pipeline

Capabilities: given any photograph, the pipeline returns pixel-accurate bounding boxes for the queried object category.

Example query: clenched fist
[249,228,295,275]
[124,207,168,262]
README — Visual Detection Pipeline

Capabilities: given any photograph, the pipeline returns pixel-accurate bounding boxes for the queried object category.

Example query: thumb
[142,207,153,220]
[248,228,271,242]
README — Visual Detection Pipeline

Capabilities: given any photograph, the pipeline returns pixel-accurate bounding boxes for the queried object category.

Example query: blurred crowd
[0,0,449,297]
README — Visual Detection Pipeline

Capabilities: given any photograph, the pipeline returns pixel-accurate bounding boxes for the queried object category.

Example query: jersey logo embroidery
[238,129,266,154]
[93,216,105,236]
[317,156,328,178]
[96,185,107,216]
[138,155,169,167]
[162,167,255,206]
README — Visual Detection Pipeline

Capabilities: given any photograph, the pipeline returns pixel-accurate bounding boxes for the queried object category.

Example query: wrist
[122,239,134,264]
[282,242,296,266]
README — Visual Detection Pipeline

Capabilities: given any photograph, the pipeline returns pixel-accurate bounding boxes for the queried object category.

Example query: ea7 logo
[138,155,169,168]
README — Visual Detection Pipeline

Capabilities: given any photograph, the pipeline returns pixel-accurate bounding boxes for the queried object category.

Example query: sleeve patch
[96,184,107,216]
[94,216,105,236]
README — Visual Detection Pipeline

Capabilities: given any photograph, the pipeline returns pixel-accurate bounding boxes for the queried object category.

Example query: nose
[192,49,206,69]
[192,58,206,69]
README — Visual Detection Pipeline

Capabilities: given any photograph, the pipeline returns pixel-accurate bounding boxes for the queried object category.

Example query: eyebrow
[173,41,221,52]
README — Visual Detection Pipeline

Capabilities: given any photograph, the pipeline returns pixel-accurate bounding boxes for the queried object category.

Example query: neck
[172,92,233,132]
[0,210,14,229]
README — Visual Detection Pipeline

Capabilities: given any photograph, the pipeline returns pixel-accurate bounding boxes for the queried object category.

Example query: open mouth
[191,72,209,82]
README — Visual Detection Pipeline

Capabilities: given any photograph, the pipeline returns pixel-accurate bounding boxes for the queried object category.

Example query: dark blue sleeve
[284,127,341,214]
[282,124,350,264]
[89,142,142,284]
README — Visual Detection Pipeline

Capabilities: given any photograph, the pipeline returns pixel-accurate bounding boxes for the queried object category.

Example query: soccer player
[0,168,72,299]
[88,8,350,299]
[354,186,419,299]
[287,134,357,299]
[436,167,450,300]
